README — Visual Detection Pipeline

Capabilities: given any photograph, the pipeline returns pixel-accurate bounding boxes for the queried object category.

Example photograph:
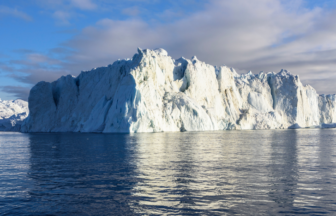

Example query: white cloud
[59,0,336,94]
[70,0,97,10]
[4,0,336,100]
[53,10,72,25]
[0,6,32,21]
[35,0,97,25]
[122,6,140,16]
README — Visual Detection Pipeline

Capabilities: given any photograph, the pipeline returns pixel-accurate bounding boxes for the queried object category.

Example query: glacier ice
[21,48,336,133]
[0,99,28,131]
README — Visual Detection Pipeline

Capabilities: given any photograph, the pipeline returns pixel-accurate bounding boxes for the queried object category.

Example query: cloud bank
[2,0,336,100]
[0,6,32,21]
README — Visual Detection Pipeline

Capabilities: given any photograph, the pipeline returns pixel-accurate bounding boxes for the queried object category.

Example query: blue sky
[1,0,336,100]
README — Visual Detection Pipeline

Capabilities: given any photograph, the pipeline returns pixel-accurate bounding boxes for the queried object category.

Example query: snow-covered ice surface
[21,48,336,133]
[0,99,28,131]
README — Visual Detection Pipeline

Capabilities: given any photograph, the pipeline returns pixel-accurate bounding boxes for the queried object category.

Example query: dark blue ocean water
[1,129,336,215]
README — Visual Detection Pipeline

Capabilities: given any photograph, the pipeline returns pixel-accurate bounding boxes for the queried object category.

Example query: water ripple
[0,129,336,215]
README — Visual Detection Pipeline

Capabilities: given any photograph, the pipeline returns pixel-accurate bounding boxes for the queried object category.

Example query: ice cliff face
[0,99,28,131]
[21,48,336,133]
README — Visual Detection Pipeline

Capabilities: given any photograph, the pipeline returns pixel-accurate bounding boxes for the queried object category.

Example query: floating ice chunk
[20,48,336,133]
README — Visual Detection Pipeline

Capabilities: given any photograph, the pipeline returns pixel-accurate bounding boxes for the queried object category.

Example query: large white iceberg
[21,48,336,133]
[0,99,28,131]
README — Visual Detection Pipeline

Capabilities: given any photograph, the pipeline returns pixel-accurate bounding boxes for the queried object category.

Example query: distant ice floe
[0,99,28,131]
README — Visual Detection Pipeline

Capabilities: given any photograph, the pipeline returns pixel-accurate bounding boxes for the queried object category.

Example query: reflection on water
[268,130,299,213]
[1,129,336,215]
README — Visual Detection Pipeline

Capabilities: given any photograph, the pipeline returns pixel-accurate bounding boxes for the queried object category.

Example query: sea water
[1,129,336,215]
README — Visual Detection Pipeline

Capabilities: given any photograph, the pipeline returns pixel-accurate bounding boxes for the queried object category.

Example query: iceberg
[0,99,28,131]
[21,48,336,133]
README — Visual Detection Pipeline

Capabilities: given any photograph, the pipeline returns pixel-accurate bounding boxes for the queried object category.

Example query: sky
[0,0,336,101]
